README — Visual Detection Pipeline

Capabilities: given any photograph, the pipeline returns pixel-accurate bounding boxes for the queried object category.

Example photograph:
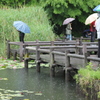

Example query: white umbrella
[85,13,98,25]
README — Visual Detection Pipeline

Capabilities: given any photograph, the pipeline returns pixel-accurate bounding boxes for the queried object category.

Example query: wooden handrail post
[83,45,88,66]
[65,50,72,81]
[36,39,39,43]
[82,44,87,55]
[36,45,40,72]
[19,42,24,62]
[24,48,29,69]
[84,53,88,66]
[75,40,79,54]
[6,40,10,59]
[50,41,54,46]
[50,48,55,77]
[65,50,70,68]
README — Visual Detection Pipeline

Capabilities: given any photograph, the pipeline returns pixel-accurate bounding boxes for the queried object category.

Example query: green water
[0,67,85,100]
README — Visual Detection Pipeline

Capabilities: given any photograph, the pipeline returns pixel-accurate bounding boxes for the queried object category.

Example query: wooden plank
[67,54,85,59]
[87,56,100,61]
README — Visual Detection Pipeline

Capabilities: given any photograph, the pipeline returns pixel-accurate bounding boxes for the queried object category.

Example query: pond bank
[74,62,100,100]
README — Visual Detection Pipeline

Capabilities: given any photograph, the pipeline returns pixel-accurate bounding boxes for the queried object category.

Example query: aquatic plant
[74,62,100,99]
[0,88,42,100]
[0,57,49,70]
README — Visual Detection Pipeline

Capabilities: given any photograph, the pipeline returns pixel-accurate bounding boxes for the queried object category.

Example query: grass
[0,6,56,57]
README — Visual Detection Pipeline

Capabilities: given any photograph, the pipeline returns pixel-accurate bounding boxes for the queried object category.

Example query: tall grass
[0,6,55,56]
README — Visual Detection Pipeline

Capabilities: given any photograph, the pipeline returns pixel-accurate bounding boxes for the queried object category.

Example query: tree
[40,0,100,36]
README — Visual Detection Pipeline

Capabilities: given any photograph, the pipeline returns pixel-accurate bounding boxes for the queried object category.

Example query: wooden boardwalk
[24,44,99,77]
[6,39,100,79]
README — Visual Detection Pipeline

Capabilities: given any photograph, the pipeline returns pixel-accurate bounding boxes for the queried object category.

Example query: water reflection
[0,68,85,100]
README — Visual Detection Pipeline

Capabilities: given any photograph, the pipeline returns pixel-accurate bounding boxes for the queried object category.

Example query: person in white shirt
[95,12,100,57]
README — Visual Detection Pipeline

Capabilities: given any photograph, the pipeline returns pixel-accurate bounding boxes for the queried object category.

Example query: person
[95,12,100,57]
[18,31,25,43]
[83,29,91,38]
[90,21,96,42]
[65,22,72,40]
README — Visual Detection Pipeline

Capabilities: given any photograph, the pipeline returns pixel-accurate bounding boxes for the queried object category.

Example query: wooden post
[82,44,87,55]
[24,59,28,69]
[7,40,11,59]
[65,50,71,81]
[36,44,40,72]
[98,39,100,57]
[13,51,17,60]
[84,53,88,66]
[24,49,29,69]
[19,42,24,62]
[50,48,55,77]
[65,50,70,68]
[79,38,83,54]
[50,41,54,46]
[75,44,79,54]
[82,44,88,66]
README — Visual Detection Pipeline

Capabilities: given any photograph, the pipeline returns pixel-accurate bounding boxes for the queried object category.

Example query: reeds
[0,6,55,56]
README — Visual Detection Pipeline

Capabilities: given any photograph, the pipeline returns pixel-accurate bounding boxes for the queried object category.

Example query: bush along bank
[74,62,100,100]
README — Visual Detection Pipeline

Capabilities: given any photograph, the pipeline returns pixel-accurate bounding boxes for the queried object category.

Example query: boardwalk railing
[24,44,99,76]
[6,40,80,61]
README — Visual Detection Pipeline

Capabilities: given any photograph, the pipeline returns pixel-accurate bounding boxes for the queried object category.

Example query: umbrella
[85,13,98,25]
[13,21,30,33]
[93,5,100,12]
[63,18,75,25]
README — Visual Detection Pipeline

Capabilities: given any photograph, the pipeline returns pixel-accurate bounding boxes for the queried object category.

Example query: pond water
[0,67,86,100]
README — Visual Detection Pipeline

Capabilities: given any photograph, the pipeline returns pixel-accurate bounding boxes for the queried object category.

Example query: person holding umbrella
[85,13,98,42]
[66,22,72,40]
[90,21,96,42]
[18,31,25,43]
[63,18,75,40]
[13,21,30,43]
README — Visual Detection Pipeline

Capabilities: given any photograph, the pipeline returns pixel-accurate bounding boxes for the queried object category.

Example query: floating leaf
[27,91,34,93]
[0,78,8,80]
[35,92,42,96]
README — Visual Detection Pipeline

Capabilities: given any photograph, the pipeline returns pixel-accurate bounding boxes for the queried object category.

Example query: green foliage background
[40,0,100,35]
[1,0,100,35]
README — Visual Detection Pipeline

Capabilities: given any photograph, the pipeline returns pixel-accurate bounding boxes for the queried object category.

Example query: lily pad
[35,92,42,96]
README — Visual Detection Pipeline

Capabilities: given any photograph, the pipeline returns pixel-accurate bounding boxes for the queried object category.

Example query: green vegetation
[74,62,100,99]
[0,57,49,70]
[1,0,100,35]
[41,0,100,35]
[0,6,55,56]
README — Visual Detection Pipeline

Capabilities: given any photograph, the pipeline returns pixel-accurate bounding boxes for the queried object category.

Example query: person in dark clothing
[18,31,25,43]
[90,21,96,42]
